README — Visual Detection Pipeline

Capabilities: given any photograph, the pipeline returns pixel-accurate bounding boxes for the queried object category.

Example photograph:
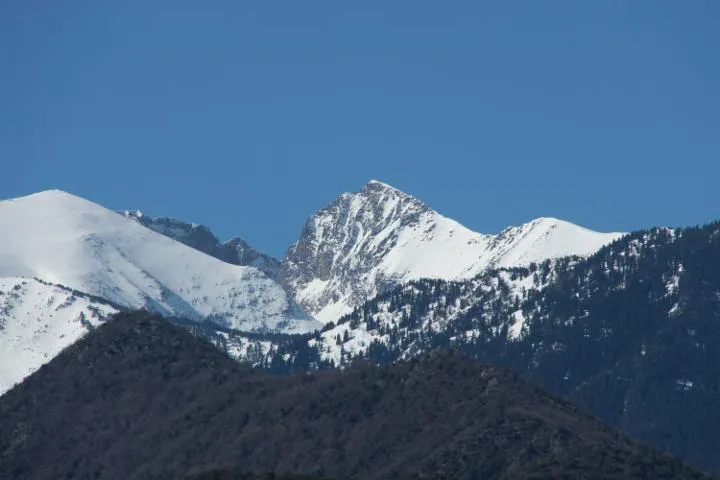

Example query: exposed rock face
[224,237,282,279]
[281,180,622,323]
[123,211,281,279]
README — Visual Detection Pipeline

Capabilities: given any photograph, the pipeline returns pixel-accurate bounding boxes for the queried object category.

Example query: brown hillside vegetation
[0,312,710,479]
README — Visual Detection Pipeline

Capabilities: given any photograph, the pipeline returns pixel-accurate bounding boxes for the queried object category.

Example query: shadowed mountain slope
[0,312,708,480]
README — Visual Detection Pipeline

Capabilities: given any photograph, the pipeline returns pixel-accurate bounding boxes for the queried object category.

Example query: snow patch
[0,277,118,394]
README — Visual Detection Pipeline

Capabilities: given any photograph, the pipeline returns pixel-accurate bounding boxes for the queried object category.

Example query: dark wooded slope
[0,312,709,479]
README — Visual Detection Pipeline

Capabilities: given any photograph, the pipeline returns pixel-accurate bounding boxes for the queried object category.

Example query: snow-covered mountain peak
[488,217,624,267]
[0,190,318,333]
[362,178,412,195]
[366,178,393,187]
[281,182,624,324]
[334,179,427,216]
[341,180,430,228]
[4,189,92,212]
[17,189,77,201]
[0,190,124,265]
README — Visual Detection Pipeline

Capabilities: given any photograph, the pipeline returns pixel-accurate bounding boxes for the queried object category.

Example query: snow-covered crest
[0,190,319,333]
[282,180,624,324]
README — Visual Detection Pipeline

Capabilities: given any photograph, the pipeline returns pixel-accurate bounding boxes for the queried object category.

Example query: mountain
[116,181,622,327]
[281,180,623,323]
[0,190,318,334]
[123,211,281,279]
[289,221,719,475]
[0,312,707,480]
[0,277,118,393]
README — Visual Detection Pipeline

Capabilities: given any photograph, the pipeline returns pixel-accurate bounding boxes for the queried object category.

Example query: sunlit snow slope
[282,180,624,323]
[0,190,319,333]
[0,277,118,394]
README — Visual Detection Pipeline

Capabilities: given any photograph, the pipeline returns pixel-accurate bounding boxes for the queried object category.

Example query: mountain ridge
[113,180,623,325]
[280,180,624,323]
[122,210,282,279]
[0,183,622,395]
[0,189,318,332]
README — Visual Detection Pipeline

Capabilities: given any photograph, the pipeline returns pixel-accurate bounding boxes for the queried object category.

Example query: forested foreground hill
[0,313,708,480]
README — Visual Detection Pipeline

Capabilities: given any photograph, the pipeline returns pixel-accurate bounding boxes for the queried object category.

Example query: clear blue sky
[1,1,717,257]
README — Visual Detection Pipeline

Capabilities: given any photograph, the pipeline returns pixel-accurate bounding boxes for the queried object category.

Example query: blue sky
[1,1,717,257]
